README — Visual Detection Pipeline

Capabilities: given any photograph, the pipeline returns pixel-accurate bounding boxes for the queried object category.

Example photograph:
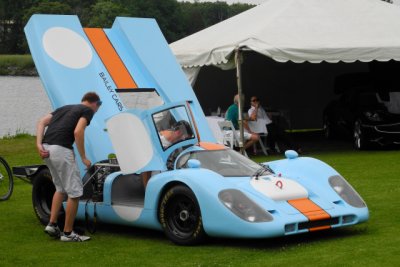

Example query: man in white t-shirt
[248,96,301,154]
[248,96,272,134]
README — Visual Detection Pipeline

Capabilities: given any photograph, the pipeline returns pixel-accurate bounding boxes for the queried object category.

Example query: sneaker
[44,224,61,238]
[60,232,91,242]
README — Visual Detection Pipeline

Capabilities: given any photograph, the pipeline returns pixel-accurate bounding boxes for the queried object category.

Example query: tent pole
[235,48,245,155]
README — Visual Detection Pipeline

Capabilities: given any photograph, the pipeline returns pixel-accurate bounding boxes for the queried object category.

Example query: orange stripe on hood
[288,198,331,231]
[84,28,137,89]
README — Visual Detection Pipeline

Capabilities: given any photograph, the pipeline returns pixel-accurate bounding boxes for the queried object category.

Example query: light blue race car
[96,101,368,245]
[15,14,368,245]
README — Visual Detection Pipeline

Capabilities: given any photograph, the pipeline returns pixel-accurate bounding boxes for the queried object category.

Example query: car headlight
[218,189,273,223]
[364,111,382,122]
[329,175,366,208]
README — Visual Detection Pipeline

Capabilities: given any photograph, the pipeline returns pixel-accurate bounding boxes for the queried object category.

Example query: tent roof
[170,0,400,68]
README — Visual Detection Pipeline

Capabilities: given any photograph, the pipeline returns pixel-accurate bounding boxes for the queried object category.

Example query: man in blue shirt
[225,94,259,150]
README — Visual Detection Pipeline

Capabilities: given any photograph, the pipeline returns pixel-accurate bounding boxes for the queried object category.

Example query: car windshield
[176,149,272,177]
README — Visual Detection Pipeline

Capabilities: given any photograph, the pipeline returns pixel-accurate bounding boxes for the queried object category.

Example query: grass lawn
[0,135,399,266]
[0,55,36,76]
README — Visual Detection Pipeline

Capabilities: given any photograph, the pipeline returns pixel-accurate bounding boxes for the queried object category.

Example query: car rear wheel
[32,168,65,227]
[354,120,369,150]
[159,185,206,245]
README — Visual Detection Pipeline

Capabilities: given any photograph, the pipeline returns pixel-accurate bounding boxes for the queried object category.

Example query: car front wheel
[159,185,206,245]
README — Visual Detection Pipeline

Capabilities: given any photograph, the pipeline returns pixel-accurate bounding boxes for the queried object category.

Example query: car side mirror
[187,159,201,168]
[285,150,298,160]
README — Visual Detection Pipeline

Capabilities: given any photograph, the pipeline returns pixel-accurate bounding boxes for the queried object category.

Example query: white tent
[171,0,400,84]
[171,0,400,153]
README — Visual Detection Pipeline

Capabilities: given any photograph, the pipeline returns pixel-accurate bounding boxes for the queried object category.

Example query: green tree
[18,1,72,53]
[179,1,254,39]
[0,0,255,54]
[201,1,229,26]
[22,1,73,24]
[119,0,184,42]
[228,3,255,17]
[0,0,34,54]
[63,0,97,26]
[87,0,129,28]
[180,2,207,36]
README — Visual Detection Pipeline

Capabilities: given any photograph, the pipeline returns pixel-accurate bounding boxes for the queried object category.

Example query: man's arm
[243,120,253,133]
[249,106,258,121]
[74,117,91,169]
[36,114,52,158]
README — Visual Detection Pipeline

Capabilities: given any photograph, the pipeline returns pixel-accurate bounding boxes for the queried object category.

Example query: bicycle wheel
[0,157,13,200]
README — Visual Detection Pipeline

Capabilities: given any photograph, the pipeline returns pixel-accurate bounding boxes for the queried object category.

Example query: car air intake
[298,217,339,231]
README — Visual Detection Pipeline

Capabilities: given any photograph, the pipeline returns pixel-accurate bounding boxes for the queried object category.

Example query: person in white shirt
[248,96,301,154]
[248,97,272,134]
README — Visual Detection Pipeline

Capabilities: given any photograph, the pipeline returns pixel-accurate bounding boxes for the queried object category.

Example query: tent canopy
[171,0,400,71]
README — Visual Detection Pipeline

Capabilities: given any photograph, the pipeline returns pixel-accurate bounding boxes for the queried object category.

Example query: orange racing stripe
[309,225,331,232]
[199,142,226,150]
[288,198,331,231]
[84,28,137,89]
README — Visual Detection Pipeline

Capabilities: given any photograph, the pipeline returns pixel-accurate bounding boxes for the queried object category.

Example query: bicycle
[0,156,13,200]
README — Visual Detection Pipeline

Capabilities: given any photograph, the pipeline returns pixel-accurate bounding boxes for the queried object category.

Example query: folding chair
[247,120,269,156]
[217,120,248,157]
[256,133,269,156]
[205,116,225,144]
[217,121,237,148]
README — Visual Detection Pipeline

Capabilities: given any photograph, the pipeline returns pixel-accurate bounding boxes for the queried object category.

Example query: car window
[117,89,164,110]
[152,106,195,150]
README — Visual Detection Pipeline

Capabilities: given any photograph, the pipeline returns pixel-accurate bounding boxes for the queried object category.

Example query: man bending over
[36,92,102,242]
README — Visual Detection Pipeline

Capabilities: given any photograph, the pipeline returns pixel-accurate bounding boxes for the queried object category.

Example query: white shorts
[224,130,252,141]
[43,144,83,198]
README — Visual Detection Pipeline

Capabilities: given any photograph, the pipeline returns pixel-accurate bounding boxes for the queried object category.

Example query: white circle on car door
[42,27,93,69]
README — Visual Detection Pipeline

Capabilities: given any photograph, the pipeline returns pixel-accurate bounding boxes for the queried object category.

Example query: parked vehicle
[15,103,370,245]
[15,14,369,245]
[323,73,400,149]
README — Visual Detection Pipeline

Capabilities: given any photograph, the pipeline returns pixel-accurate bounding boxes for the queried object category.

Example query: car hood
[220,173,335,215]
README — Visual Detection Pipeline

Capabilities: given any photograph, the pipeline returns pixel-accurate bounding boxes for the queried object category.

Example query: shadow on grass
[81,222,167,242]
[81,220,368,249]
[208,226,369,250]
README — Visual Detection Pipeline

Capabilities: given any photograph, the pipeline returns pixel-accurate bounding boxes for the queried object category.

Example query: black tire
[0,157,13,201]
[32,168,64,226]
[354,120,369,150]
[159,185,206,245]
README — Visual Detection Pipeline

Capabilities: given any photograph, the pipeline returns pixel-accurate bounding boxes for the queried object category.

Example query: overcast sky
[177,0,267,5]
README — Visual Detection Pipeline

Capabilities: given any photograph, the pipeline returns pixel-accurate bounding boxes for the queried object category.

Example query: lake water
[0,76,51,137]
